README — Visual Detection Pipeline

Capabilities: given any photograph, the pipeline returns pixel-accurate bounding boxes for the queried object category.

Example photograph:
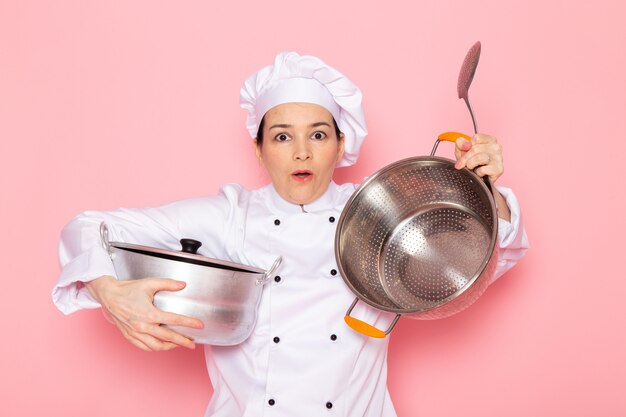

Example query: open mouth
[292,170,313,181]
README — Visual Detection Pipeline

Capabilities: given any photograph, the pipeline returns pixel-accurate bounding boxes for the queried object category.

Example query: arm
[490,185,529,283]
[53,186,243,351]
[453,134,529,282]
[492,188,511,222]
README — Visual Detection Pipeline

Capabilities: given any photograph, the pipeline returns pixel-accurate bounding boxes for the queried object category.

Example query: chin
[289,196,312,205]
[287,192,316,205]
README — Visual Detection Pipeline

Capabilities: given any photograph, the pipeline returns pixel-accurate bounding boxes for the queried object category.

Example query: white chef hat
[240,51,367,167]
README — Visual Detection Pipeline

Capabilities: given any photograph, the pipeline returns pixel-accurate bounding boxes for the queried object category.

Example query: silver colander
[335,136,498,338]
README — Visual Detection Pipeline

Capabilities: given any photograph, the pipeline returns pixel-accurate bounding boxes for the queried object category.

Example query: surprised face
[255,103,344,205]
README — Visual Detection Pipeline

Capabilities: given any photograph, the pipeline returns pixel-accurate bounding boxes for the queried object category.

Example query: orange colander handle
[438,131,471,142]
[431,132,472,156]
[344,298,401,338]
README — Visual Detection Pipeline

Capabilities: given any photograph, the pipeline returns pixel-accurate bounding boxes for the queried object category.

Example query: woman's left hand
[453,133,511,222]
[453,133,503,184]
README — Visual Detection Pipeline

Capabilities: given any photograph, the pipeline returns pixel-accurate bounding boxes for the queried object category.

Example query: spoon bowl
[457,41,482,133]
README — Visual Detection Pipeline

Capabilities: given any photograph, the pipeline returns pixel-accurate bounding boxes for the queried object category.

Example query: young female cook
[53,51,529,416]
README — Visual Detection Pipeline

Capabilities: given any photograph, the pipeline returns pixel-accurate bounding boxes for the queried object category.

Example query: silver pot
[100,222,280,345]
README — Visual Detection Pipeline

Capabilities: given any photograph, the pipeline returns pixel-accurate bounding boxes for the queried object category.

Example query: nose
[293,137,312,161]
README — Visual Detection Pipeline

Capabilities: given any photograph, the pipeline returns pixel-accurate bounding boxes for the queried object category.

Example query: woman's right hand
[85,275,204,352]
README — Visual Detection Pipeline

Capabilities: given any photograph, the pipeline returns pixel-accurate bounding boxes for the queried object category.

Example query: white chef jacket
[53,181,529,417]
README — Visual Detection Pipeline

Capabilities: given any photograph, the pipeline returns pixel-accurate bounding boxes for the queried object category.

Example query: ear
[336,132,346,164]
[254,139,264,167]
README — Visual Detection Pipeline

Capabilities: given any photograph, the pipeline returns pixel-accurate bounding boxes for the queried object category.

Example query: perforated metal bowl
[335,150,498,338]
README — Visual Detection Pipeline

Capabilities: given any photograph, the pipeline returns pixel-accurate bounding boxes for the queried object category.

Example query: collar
[265,181,341,214]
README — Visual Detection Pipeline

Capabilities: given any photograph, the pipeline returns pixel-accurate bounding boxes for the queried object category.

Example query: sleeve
[491,185,530,284]
[52,184,246,315]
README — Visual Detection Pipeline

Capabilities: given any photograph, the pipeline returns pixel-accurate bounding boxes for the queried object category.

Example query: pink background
[1,0,625,416]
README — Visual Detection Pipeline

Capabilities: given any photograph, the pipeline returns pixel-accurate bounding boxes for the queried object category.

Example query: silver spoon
[457,41,481,134]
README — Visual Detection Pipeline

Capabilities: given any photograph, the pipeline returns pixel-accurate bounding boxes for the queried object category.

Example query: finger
[475,164,503,182]
[454,137,472,161]
[159,342,179,351]
[157,309,204,330]
[457,142,502,168]
[132,330,180,351]
[465,153,492,170]
[456,137,472,151]
[127,336,153,352]
[142,278,187,293]
[149,323,197,350]
[455,142,490,168]
[455,148,477,169]
[127,313,198,349]
[116,323,155,351]
[472,133,497,145]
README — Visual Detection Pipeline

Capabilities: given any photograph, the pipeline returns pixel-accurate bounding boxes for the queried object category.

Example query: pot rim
[108,241,266,274]
[99,222,266,274]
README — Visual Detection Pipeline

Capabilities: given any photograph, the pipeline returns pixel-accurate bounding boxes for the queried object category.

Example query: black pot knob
[180,239,202,254]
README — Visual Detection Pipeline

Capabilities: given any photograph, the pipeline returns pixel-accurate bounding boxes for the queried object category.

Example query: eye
[312,131,326,140]
[275,133,290,142]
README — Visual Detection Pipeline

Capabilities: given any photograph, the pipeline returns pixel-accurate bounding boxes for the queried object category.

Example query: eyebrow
[311,122,332,128]
[268,122,332,130]
[268,124,292,130]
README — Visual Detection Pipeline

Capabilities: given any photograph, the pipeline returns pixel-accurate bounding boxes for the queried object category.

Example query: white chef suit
[53,181,528,417]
